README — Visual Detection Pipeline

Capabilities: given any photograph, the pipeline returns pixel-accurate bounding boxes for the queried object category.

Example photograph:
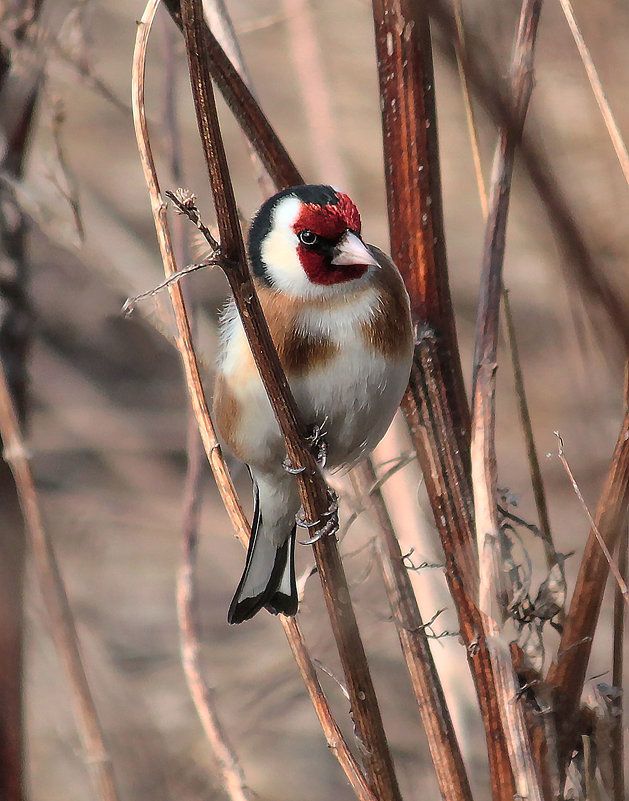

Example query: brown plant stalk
[425,0,629,354]
[470,3,546,798]
[0,360,120,801]
[355,460,473,801]
[371,1,522,797]
[177,3,401,797]
[546,411,629,760]
[452,4,555,566]
[611,524,626,801]
[132,6,376,800]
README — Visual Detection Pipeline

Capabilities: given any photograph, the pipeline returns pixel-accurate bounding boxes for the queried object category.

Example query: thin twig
[356,460,474,801]
[554,432,629,604]
[611,523,626,801]
[372,2,518,796]
[502,290,556,570]
[557,0,629,187]
[452,0,487,219]
[132,6,379,800]
[469,2,546,799]
[202,0,275,197]
[49,97,84,244]
[453,5,556,567]
[122,260,217,315]
[547,408,629,762]
[178,3,402,797]
[177,424,253,801]
[0,358,120,801]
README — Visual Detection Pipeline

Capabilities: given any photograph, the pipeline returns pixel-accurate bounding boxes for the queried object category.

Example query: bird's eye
[298,229,318,246]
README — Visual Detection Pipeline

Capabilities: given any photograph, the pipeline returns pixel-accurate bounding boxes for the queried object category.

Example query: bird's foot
[296,489,339,545]
[306,418,329,468]
[282,457,306,475]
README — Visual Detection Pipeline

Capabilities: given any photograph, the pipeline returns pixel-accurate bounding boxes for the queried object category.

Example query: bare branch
[547,410,629,760]
[555,432,629,602]
[132,6,383,799]
[122,259,218,316]
[356,460,474,801]
[611,524,627,801]
[0,358,121,801]
[557,0,629,187]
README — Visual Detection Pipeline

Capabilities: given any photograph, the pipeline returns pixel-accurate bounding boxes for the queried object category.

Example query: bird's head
[248,185,379,298]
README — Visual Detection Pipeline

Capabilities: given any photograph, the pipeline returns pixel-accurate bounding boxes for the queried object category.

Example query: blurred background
[2,0,628,798]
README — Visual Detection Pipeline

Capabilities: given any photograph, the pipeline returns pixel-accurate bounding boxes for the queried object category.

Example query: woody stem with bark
[355,460,473,801]
[178,2,401,798]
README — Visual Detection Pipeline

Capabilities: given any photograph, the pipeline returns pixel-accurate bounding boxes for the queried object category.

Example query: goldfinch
[213,185,413,624]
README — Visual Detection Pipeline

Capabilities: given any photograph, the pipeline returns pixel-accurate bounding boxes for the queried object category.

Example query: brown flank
[361,249,412,360]
[213,373,244,459]
[257,285,339,376]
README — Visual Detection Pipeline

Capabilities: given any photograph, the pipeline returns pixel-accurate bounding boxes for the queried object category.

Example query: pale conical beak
[331,231,380,268]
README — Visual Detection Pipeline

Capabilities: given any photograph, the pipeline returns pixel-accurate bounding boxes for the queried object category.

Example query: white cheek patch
[260,196,312,296]
[259,193,375,300]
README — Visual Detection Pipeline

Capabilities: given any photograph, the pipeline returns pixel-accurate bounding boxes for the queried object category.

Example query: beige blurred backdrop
[17,1,629,799]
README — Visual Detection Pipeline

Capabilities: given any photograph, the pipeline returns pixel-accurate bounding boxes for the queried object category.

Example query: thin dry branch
[611,525,626,801]
[177,425,253,801]
[502,290,555,569]
[355,460,474,801]
[372,2,521,797]
[471,0,542,623]
[555,432,629,603]
[557,0,629,187]
[132,6,382,800]
[0,359,120,801]
[201,0,275,197]
[469,4,546,798]
[452,12,555,566]
[177,4,402,796]
[547,407,629,759]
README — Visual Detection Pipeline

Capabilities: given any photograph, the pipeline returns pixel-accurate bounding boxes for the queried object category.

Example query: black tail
[227,479,298,624]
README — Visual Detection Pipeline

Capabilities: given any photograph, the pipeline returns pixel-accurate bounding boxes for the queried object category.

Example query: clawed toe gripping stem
[296,489,339,545]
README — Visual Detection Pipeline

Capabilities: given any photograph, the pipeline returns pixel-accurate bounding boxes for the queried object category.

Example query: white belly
[215,286,412,472]
[219,329,410,472]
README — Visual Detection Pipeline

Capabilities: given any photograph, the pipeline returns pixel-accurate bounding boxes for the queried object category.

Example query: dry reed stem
[179,3,401,798]
[557,0,629,187]
[469,2,546,798]
[611,525,626,801]
[371,2,525,796]
[452,9,555,565]
[355,460,474,801]
[555,433,629,603]
[134,10,252,799]
[133,5,381,800]
[471,0,542,624]
[547,407,629,760]
[0,360,120,801]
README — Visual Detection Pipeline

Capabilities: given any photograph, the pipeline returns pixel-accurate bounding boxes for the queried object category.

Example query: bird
[213,184,414,624]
